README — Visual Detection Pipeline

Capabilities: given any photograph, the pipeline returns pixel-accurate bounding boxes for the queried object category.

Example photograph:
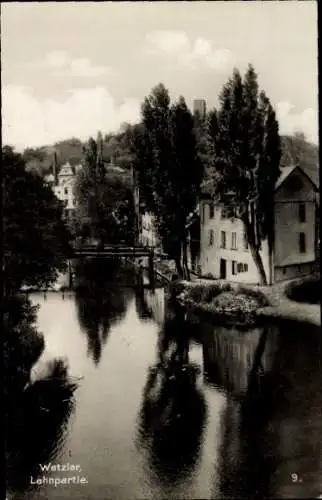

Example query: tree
[3,146,71,295]
[170,97,204,278]
[205,65,281,285]
[74,134,135,245]
[128,84,204,278]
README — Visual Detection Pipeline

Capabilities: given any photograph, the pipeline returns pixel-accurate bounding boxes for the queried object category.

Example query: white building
[52,162,79,221]
[139,211,160,248]
[199,165,318,284]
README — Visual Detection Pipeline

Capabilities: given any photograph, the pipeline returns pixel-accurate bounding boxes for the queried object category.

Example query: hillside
[21,133,319,186]
[22,131,133,177]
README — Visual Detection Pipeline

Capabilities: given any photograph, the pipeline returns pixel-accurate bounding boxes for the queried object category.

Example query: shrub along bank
[170,280,269,327]
[170,276,321,327]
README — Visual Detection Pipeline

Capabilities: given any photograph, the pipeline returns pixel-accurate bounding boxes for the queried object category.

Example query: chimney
[96,130,104,177]
[52,152,58,185]
[193,99,207,120]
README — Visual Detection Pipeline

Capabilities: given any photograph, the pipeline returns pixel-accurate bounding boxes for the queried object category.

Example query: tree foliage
[204,65,281,285]
[74,135,135,244]
[3,146,71,295]
[127,84,204,277]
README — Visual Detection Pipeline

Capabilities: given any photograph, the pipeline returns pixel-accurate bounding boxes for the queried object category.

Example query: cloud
[2,84,140,149]
[44,50,70,69]
[276,101,318,144]
[35,50,114,78]
[143,30,234,71]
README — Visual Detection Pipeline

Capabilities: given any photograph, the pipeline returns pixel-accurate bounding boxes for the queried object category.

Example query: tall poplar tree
[129,84,203,277]
[205,65,281,285]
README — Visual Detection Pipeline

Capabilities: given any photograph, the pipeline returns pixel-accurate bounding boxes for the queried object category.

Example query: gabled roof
[59,162,74,177]
[275,165,319,191]
[199,164,319,205]
[274,165,297,190]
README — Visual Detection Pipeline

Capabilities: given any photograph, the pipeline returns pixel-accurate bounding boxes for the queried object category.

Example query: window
[232,261,237,275]
[237,262,248,273]
[209,229,214,246]
[220,231,226,249]
[299,203,306,223]
[299,232,306,253]
[64,187,68,195]
[244,232,249,250]
[231,232,237,250]
[209,203,215,219]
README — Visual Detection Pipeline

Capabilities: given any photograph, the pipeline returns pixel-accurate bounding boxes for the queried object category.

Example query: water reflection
[6,358,79,498]
[74,259,131,365]
[134,285,153,322]
[203,319,322,499]
[137,306,207,487]
[8,266,321,500]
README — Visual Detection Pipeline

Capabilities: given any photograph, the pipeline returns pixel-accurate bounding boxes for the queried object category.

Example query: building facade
[52,162,78,221]
[44,158,81,230]
[199,166,318,284]
[139,211,160,248]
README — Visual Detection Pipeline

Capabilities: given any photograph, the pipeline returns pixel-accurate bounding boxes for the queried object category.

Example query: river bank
[170,274,321,327]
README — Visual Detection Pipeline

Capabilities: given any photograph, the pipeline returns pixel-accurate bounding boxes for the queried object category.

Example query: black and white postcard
[3,2,321,499]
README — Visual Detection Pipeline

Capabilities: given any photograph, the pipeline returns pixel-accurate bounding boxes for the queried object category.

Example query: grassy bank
[170,280,269,327]
[170,275,321,327]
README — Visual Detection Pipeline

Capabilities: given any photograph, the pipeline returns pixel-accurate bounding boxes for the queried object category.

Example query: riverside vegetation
[170,273,321,328]
[3,147,79,492]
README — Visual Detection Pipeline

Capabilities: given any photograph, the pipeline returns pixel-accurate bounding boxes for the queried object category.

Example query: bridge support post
[148,252,155,291]
[68,259,73,290]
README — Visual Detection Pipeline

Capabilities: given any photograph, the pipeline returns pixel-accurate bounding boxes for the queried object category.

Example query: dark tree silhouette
[74,259,131,365]
[6,359,79,496]
[137,311,207,485]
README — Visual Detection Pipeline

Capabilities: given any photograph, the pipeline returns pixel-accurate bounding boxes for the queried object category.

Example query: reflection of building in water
[202,324,277,399]
[213,321,322,499]
[142,288,165,326]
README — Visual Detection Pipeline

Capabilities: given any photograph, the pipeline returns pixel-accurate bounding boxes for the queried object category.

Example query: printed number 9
[291,473,298,482]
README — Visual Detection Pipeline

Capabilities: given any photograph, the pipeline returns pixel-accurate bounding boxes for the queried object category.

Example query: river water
[6,260,322,499]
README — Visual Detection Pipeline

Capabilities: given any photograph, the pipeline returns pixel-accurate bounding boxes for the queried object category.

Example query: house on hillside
[44,156,80,228]
[198,165,319,284]
[52,162,78,222]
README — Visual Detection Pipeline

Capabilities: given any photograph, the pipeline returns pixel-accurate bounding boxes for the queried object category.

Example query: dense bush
[286,276,321,305]
[188,283,233,303]
[4,296,45,407]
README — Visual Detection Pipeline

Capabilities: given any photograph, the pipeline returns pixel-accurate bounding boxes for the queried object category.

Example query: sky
[1,1,318,150]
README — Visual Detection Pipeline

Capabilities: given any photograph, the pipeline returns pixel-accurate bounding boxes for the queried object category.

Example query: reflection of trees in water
[134,283,153,322]
[6,358,79,497]
[214,320,322,499]
[74,258,132,365]
[137,308,207,486]
[134,283,166,325]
